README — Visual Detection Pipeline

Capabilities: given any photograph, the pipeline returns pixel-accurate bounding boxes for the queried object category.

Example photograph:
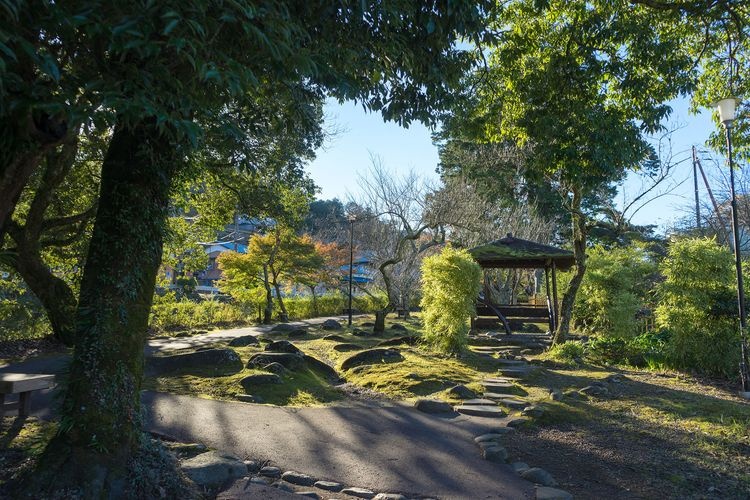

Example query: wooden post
[544,265,554,334]
[551,261,560,332]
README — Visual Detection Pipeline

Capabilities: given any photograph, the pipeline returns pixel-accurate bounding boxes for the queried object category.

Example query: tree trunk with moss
[554,187,587,345]
[35,120,179,493]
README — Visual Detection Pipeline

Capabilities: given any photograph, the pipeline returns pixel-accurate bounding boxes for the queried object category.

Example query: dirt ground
[503,367,750,500]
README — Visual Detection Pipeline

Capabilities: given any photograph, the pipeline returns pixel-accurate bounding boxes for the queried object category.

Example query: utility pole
[692,146,702,234]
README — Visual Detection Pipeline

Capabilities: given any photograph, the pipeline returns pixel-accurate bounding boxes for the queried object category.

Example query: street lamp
[715,96,750,396]
[347,214,356,327]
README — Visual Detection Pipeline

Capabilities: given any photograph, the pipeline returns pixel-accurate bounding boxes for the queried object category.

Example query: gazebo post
[544,265,554,334]
[551,261,560,332]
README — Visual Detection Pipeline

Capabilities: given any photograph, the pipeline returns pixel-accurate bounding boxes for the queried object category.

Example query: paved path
[144,392,533,499]
[1,317,534,498]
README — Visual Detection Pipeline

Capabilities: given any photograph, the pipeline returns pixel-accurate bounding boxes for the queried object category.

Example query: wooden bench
[0,373,55,417]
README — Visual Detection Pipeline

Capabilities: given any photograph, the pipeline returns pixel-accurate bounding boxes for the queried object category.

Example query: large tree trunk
[553,187,587,344]
[36,119,179,492]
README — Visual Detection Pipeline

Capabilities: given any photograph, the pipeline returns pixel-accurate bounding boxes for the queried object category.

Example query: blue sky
[307,97,730,234]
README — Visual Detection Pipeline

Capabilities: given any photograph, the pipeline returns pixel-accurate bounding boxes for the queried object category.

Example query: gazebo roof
[469,234,575,270]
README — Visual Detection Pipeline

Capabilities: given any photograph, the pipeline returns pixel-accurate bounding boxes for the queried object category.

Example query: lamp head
[714,97,741,126]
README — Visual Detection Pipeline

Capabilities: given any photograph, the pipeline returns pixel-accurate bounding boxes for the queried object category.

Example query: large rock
[270,324,298,333]
[340,348,403,371]
[390,323,407,331]
[265,340,302,354]
[377,336,418,347]
[263,362,288,375]
[521,467,557,487]
[287,328,308,338]
[303,354,341,382]
[323,334,348,342]
[447,384,476,399]
[248,352,304,370]
[333,343,362,352]
[481,444,509,463]
[321,319,343,330]
[147,348,242,375]
[181,451,247,489]
[240,374,282,391]
[414,399,453,414]
[228,335,260,347]
[281,470,316,486]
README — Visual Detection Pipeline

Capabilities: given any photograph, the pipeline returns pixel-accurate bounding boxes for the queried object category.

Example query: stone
[521,467,557,487]
[266,340,303,354]
[535,486,573,500]
[496,398,529,410]
[275,481,295,492]
[281,471,317,486]
[323,334,348,342]
[228,335,260,347]
[579,385,608,397]
[414,399,454,414]
[296,492,320,499]
[250,476,273,485]
[454,405,506,418]
[482,383,527,397]
[263,362,289,375]
[522,405,545,418]
[352,328,371,337]
[511,461,530,474]
[240,374,282,391]
[377,336,418,347]
[271,323,298,333]
[333,343,362,352]
[181,451,247,489]
[605,373,628,384]
[244,460,262,473]
[167,442,207,454]
[361,322,376,327]
[549,389,563,401]
[341,348,403,371]
[498,367,533,378]
[462,398,499,406]
[563,389,583,400]
[496,358,528,366]
[474,433,506,443]
[147,348,243,375]
[373,494,408,500]
[481,444,509,462]
[248,352,304,370]
[447,384,476,399]
[321,319,343,330]
[340,487,375,499]
[235,393,261,403]
[314,480,343,492]
[303,354,341,382]
[506,417,531,428]
[260,466,282,478]
[390,323,407,331]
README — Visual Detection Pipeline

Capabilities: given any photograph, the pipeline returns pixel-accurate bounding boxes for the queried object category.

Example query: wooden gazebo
[469,233,575,334]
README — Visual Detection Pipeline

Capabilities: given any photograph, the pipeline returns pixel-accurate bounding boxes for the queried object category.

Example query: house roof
[469,234,575,270]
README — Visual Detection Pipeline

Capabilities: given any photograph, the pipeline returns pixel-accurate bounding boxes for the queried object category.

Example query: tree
[420,246,482,354]
[438,0,696,344]
[297,240,349,315]
[217,250,266,315]
[15,2,498,493]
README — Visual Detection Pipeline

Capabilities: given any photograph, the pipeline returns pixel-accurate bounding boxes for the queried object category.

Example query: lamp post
[716,97,750,395]
[347,214,356,327]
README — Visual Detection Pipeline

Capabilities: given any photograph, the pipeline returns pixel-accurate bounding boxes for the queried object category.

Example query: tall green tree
[13,4,498,492]
[438,0,696,343]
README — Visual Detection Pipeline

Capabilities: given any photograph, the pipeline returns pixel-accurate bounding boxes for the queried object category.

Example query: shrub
[420,246,482,354]
[545,340,585,363]
[655,238,740,377]
[573,245,656,338]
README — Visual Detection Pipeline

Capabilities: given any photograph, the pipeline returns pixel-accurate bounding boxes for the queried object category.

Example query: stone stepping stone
[498,367,533,378]
[473,346,506,352]
[483,377,513,384]
[454,404,507,418]
[493,397,529,410]
[482,382,526,396]
[483,392,527,402]
[461,398,498,406]
[496,358,528,366]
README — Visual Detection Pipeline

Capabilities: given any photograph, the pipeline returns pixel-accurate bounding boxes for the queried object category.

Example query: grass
[0,417,58,488]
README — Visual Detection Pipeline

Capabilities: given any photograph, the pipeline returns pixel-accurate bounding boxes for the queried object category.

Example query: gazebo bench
[0,373,56,417]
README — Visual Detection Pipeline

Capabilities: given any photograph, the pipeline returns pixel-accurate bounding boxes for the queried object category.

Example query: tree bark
[553,187,587,344]
[262,264,273,323]
[270,265,288,321]
[37,119,180,491]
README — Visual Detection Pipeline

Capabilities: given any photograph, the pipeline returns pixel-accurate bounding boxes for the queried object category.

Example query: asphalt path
[2,316,534,498]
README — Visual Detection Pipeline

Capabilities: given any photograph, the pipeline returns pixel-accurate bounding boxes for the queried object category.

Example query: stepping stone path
[454,356,538,417]
[454,404,506,418]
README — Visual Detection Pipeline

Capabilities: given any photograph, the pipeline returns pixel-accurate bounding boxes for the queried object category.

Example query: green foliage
[0,272,50,340]
[420,246,482,354]
[573,245,657,338]
[584,330,671,367]
[655,238,740,377]
[545,340,586,363]
[149,293,252,332]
